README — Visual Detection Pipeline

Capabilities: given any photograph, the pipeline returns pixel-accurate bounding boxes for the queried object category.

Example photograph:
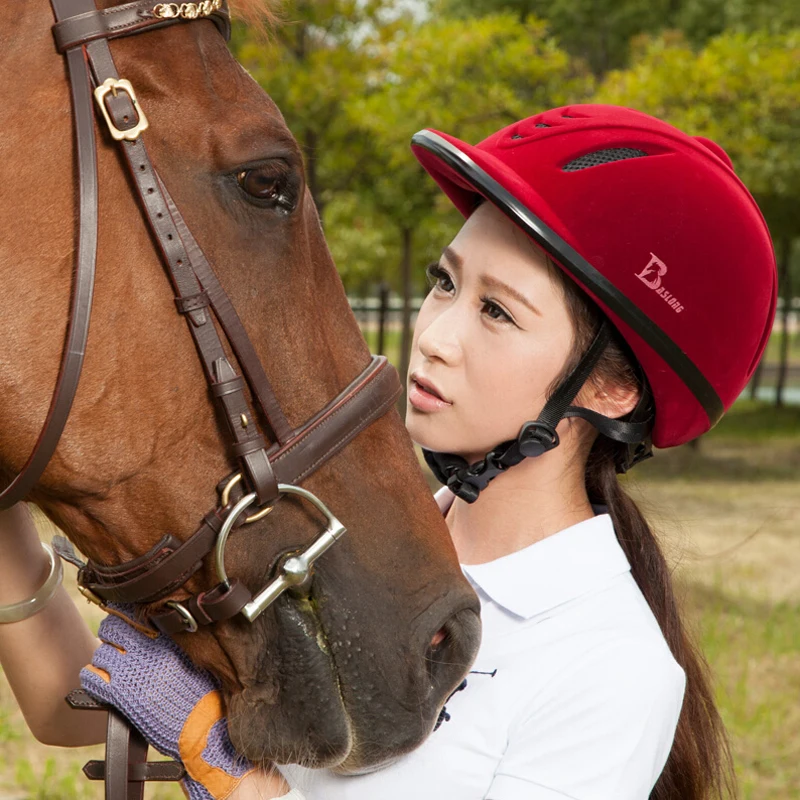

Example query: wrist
[0,505,57,605]
[218,768,295,800]
[0,541,64,622]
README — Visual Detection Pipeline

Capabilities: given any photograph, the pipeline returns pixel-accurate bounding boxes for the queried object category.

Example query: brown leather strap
[44,0,403,639]
[150,579,252,634]
[79,35,282,505]
[66,687,107,710]
[53,0,231,52]
[270,355,401,484]
[160,178,295,446]
[80,356,400,621]
[66,690,186,786]
[83,760,186,782]
[0,0,99,511]
[104,709,148,800]
[80,515,221,603]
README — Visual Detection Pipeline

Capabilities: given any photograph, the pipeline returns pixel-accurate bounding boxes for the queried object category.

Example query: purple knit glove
[81,611,253,800]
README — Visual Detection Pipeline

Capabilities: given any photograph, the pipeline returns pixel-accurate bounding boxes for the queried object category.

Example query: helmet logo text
[636,254,684,314]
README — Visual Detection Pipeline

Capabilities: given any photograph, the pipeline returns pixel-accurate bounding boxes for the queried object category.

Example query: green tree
[436,0,800,76]
[346,13,594,390]
[235,1,409,219]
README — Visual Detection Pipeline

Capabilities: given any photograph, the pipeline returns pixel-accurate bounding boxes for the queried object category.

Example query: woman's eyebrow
[442,246,541,316]
[441,246,463,274]
[479,274,542,317]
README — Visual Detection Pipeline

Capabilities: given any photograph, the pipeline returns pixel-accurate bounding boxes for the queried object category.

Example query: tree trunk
[398,227,414,412]
[775,237,793,408]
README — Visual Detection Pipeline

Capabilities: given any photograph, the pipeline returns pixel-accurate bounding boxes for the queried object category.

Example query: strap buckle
[517,421,560,458]
[93,78,149,141]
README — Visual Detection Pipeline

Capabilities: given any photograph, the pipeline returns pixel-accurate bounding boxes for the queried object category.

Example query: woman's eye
[236,164,297,211]
[481,298,513,324]
[426,264,455,293]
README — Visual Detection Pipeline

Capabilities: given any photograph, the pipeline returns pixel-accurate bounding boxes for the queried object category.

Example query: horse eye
[237,168,282,200]
[234,162,300,215]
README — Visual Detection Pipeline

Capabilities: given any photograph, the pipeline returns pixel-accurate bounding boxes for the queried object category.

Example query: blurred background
[1,1,798,797]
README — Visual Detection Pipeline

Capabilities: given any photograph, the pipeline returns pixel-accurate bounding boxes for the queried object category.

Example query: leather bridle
[3,0,402,637]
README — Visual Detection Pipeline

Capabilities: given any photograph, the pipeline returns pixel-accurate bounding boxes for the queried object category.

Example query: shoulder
[489,634,685,800]
[536,632,685,719]
[517,572,686,720]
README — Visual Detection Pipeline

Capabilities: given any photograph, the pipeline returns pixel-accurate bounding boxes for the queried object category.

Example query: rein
[2,0,401,637]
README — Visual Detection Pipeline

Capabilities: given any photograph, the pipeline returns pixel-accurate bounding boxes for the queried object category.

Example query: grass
[1,407,799,798]
[624,419,800,799]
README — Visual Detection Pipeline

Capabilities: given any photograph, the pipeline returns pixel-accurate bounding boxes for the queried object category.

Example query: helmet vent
[534,123,550,128]
[563,147,648,171]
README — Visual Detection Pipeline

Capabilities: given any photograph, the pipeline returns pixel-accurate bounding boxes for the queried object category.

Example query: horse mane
[228,0,283,29]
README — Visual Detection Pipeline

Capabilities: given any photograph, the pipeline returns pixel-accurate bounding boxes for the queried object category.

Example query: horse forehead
[103,25,295,162]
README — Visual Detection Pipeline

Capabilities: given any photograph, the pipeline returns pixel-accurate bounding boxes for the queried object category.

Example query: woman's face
[406,202,576,462]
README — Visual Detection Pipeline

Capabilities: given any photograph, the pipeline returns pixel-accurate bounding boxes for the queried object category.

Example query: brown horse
[0,0,480,772]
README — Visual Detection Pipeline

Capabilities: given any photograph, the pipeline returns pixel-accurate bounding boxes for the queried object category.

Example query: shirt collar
[434,487,631,620]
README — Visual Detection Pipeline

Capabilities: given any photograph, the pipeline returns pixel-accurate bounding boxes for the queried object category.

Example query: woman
[0,104,776,800]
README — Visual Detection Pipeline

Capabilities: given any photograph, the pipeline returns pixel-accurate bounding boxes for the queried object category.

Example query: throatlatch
[424,321,654,503]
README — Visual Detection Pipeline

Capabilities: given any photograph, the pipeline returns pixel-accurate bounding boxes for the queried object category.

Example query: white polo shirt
[281,490,685,800]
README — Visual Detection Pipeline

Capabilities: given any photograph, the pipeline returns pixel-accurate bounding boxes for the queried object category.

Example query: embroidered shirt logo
[635,253,684,314]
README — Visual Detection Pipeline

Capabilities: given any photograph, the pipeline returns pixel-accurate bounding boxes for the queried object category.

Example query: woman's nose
[417,310,462,365]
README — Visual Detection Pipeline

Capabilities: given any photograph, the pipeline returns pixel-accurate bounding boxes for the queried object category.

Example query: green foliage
[0,707,20,744]
[712,400,800,441]
[339,13,594,287]
[234,3,799,295]
[14,758,94,800]
[236,0,410,212]
[439,0,676,75]
[235,8,593,291]
[436,0,800,75]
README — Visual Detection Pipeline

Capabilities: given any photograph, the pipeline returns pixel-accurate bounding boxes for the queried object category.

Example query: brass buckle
[93,78,149,142]
[78,584,107,607]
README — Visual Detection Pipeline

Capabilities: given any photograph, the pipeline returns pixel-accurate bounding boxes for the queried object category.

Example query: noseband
[2,0,402,636]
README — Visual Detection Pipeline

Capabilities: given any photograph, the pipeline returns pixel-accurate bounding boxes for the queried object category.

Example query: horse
[0,0,480,773]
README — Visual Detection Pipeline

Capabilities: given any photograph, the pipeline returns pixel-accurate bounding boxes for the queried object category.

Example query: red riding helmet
[411,104,777,448]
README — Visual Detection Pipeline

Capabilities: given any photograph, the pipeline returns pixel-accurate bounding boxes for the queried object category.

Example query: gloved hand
[80,609,254,800]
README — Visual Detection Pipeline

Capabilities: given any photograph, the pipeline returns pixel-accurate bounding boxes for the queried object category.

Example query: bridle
[2,0,402,637]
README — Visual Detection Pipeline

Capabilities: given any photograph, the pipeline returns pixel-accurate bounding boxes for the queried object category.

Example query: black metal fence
[349,285,423,367]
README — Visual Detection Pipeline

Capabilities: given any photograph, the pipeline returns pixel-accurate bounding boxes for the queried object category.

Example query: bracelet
[0,542,64,623]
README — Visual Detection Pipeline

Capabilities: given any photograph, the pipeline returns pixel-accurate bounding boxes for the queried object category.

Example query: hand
[81,610,254,800]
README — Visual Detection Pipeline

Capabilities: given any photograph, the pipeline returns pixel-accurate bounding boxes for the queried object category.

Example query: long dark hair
[548,255,737,800]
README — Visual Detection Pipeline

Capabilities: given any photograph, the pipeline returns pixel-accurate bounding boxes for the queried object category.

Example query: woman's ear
[581,379,640,420]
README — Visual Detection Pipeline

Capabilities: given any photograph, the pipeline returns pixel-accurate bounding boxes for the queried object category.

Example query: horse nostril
[420,603,481,698]
[430,627,447,649]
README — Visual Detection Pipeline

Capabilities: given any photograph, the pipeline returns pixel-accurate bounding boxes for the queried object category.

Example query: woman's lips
[408,376,452,412]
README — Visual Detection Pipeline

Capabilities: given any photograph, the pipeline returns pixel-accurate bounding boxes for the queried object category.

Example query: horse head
[0,0,480,771]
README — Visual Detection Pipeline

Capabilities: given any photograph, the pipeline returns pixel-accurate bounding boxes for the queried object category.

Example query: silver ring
[165,600,199,633]
[214,492,259,587]
[214,484,344,590]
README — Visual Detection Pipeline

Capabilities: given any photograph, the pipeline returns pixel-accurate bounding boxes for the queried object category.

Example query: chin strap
[423,320,654,504]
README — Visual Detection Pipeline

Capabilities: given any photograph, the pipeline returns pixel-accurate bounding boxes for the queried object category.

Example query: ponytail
[586,439,736,800]
[545,253,737,799]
